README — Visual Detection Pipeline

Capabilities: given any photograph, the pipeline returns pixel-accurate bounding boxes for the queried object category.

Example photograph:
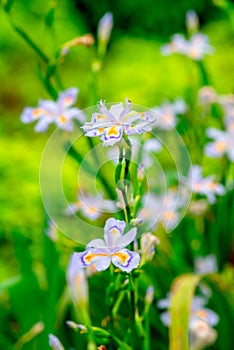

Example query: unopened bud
[137,163,145,181]
[67,253,88,306]
[48,334,65,350]
[145,285,154,304]
[189,318,217,350]
[141,232,160,263]
[66,321,87,333]
[130,217,143,225]
[61,34,95,55]
[186,10,199,33]
[97,12,113,44]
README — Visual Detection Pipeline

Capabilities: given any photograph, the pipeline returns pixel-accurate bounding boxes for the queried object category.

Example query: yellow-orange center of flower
[84,252,107,264]
[60,115,67,123]
[107,126,119,137]
[112,252,129,264]
[214,141,226,152]
[163,210,174,221]
[33,109,41,118]
[86,206,98,215]
[194,310,208,319]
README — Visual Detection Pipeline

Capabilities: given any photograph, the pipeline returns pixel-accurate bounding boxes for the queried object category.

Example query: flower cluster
[183,165,225,204]
[139,189,187,231]
[194,255,218,275]
[20,87,85,132]
[205,127,234,162]
[153,98,187,130]
[81,99,156,146]
[158,294,219,328]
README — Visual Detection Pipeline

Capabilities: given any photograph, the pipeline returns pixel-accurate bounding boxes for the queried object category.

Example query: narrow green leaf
[12,24,49,63]
[45,6,55,27]
[64,142,97,177]
[0,275,21,291]
[3,0,15,13]
[169,274,201,350]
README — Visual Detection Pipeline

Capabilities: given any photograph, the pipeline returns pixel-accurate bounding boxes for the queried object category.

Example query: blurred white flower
[65,192,116,220]
[153,98,187,130]
[45,220,58,242]
[158,294,219,328]
[21,88,85,132]
[139,189,186,231]
[218,94,234,130]
[198,86,217,105]
[195,255,218,275]
[161,33,214,61]
[67,253,88,307]
[189,199,208,216]
[161,34,187,56]
[183,165,225,204]
[49,334,65,350]
[205,127,234,162]
[189,317,217,350]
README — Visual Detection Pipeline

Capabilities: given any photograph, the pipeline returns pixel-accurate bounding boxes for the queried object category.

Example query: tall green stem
[65,142,116,200]
[197,60,210,86]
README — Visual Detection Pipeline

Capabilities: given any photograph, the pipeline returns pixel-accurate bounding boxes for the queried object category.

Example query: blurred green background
[0,0,234,349]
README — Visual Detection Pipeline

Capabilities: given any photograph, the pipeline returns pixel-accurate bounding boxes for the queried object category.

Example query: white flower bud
[186,10,199,33]
[97,12,113,44]
[145,285,154,304]
[67,253,88,306]
[49,334,65,350]
[189,318,217,350]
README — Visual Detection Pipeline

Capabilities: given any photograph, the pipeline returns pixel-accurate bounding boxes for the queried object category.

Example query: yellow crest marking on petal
[110,228,119,235]
[106,126,120,137]
[163,210,175,221]
[32,108,42,118]
[112,251,129,265]
[84,252,108,264]
[98,127,105,134]
[59,115,67,123]
[86,206,98,215]
[209,182,217,190]
[214,141,226,152]
[163,113,173,123]
[194,310,208,319]
[97,114,108,121]
[189,47,200,58]
[64,96,72,103]
[193,183,202,192]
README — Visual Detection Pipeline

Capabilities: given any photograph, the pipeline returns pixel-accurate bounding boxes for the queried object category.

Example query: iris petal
[115,228,137,249]
[77,250,111,271]
[111,249,140,273]
[58,87,78,109]
[104,218,126,248]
